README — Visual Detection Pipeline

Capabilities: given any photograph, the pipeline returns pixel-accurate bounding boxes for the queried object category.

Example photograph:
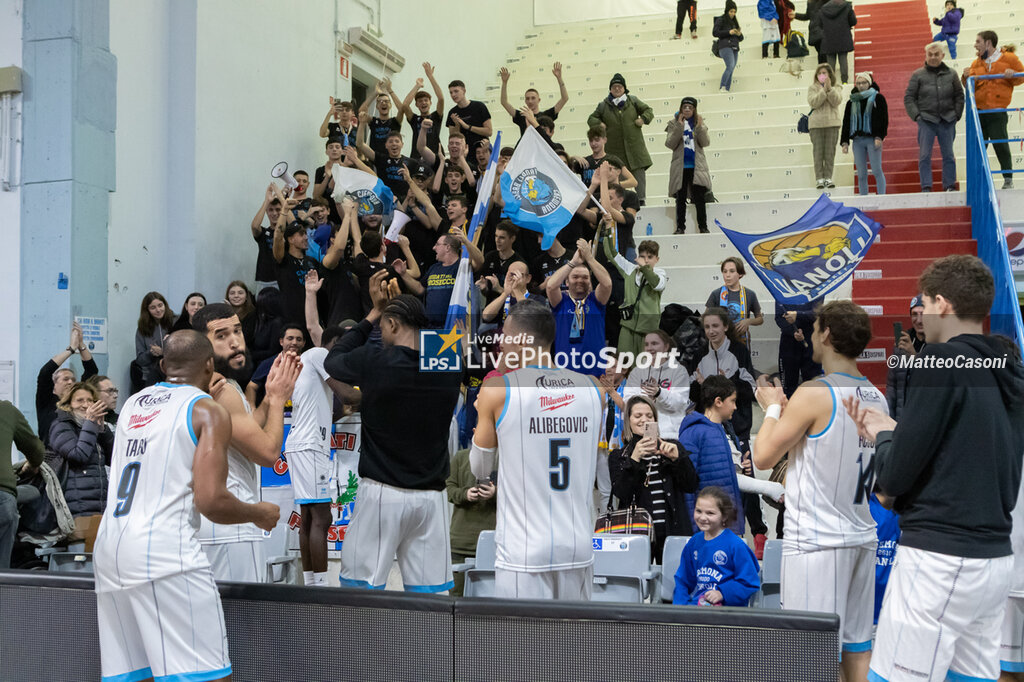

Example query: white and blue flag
[444,132,502,332]
[331,165,395,222]
[500,127,588,250]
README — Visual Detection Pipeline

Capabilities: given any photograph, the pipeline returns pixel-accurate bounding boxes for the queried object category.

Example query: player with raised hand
[94,330,280,682]
[191,302,301,582]
[472,299,606,600]
[752,300,886,682]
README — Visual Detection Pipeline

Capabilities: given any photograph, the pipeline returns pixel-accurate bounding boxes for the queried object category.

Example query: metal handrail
[964,74,1024,351]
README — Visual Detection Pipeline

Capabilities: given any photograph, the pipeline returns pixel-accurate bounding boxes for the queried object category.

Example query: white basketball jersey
[784,373,888,552]
[494,367,603,572]
[94,383,212,592]
[198,380,261,544]
[283,347,332,455]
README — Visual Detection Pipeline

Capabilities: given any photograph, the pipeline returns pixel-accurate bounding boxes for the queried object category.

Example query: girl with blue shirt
[673,486,760,606]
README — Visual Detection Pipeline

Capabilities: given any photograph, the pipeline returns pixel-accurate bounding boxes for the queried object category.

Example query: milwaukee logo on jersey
[539,394,575,412]
[127,413,160,430]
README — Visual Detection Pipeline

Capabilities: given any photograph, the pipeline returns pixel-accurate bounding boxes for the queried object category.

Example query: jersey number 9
[113,461,142,518]
[549,439,570,491]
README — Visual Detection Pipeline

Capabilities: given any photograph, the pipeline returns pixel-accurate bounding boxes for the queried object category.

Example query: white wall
[105,0,534,385]
[0,0,23,404]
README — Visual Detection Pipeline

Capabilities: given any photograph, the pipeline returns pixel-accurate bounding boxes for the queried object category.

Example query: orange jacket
[965,48,1024,109]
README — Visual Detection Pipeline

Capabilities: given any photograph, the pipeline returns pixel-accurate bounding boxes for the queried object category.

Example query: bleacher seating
[659,535,689,603]
[757,539,783,609]
[591,534,659,603]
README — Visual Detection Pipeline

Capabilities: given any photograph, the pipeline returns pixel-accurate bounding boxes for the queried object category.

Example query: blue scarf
[849,87,877,137]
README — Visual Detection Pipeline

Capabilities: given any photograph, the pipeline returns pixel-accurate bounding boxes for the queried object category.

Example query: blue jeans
[852,136,885,195]
[0,490,17,570]
[933,32,957,59]
[917,118,957,190]
[720,48,738,90]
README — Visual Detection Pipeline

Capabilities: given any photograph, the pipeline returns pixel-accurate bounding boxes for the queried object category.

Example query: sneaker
[674,227,686,235]
[921,187,932,192]
[1003,179,1015,190]
[720,87,729,92]
[816,179,825,189]
[754,534,767,560]
[944,186,957,192]
[673,33,682,39]
[691,30,699,39]
[824,179,836,188]
[698,226,710,234]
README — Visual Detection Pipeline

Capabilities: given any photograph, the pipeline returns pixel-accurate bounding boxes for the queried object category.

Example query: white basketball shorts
[338,478,453,593]
[868,545,1014,682]
[781,543,876,656]
[495,565,594,601]
[1001,596,1024,674]
[287,448,334,504]
[202,540,265,583]
[98,568,230,682]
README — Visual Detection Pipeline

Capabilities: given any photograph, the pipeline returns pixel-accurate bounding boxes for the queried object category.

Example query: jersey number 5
[549,439,570,491]
[113,461,142,518]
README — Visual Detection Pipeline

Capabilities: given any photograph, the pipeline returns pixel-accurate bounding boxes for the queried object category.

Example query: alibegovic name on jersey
[528,415,590,434]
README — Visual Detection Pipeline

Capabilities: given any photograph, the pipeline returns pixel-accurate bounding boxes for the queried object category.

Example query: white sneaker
[720,87,728,92]
[816,179,825,189]
[1003,179,1015,190]
[824,179,836,188]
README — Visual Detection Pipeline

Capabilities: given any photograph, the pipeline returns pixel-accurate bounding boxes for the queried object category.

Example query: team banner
[500,126,589,250]
[445,132,502,333]
[716,194,884,304]
[331,165,395,223]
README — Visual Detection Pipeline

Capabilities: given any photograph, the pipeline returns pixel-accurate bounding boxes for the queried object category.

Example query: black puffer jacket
[609,436,699,558]
[815,0,857,54]
[48,411,113,517]
[794,0,826,47]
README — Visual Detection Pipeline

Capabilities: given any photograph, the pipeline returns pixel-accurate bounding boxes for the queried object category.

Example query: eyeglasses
[101,388,119,395]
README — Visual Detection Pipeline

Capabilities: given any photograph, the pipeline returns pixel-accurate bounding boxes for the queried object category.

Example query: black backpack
[660,304,708,375]
[786,30,809,58]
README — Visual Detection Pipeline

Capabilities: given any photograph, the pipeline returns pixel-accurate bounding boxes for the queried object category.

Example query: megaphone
[271,161,299,189]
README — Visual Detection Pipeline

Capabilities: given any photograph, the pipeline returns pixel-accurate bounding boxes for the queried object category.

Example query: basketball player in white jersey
[752,300,886,682]
[286,317,360,587]
[94,331,280,682]
[192,303,301,582]
[473,299,606,600]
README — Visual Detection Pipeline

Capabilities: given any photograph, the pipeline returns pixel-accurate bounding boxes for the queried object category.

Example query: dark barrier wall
[0,571,838,681]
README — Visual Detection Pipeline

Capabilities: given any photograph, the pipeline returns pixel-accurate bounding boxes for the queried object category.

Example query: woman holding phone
[609,395,698,561]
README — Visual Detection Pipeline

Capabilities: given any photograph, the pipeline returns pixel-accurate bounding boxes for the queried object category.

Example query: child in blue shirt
[869,492,901,624]
[673,486,760,606]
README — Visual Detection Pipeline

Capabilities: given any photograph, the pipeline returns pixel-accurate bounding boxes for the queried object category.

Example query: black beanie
[609,73,627,92]
[725,0,738,12]
[680,96,699,111]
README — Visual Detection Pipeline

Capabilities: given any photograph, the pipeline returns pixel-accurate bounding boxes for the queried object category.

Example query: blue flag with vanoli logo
[500,127,589,250]
[716,194,884,304]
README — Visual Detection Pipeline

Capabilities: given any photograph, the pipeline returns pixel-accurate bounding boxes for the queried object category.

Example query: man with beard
[191,303,301,581]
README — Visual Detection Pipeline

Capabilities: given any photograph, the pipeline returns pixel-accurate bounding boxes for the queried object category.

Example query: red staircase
[853,205,975,386]
[853,1,952,194]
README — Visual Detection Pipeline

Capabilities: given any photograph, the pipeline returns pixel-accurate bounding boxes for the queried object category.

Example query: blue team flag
[500,127,589,250]
[444,132,502,332]
[330,165,395,223]
[716,194,884,304]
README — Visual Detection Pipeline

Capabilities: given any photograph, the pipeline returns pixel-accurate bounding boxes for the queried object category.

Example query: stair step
[855,256,937,278]
[868,239,976,258]
[880,224,973,240]
[852,276,921,298]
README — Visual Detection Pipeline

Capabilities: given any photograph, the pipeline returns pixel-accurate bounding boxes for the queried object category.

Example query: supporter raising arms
[446,79,493,155]
[36,321,97,443]
[399,63,445,161]
[499,62,570,137]
[359,78,404,160]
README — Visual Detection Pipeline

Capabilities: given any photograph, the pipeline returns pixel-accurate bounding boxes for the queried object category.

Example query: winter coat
[794,0,826,46]
[757,0,779,21]
[904,61,965,123]
[587,94,655,171]
[933,8,962,35]
[841,86,889,145]
[965,48,1024,110]
[665,116,713,196]
[814,0,857,54]
[677,413,744,535]
[713,13,744,51]
[808,80,844,129]
[48,411,113,517]
[609,436,699,542]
